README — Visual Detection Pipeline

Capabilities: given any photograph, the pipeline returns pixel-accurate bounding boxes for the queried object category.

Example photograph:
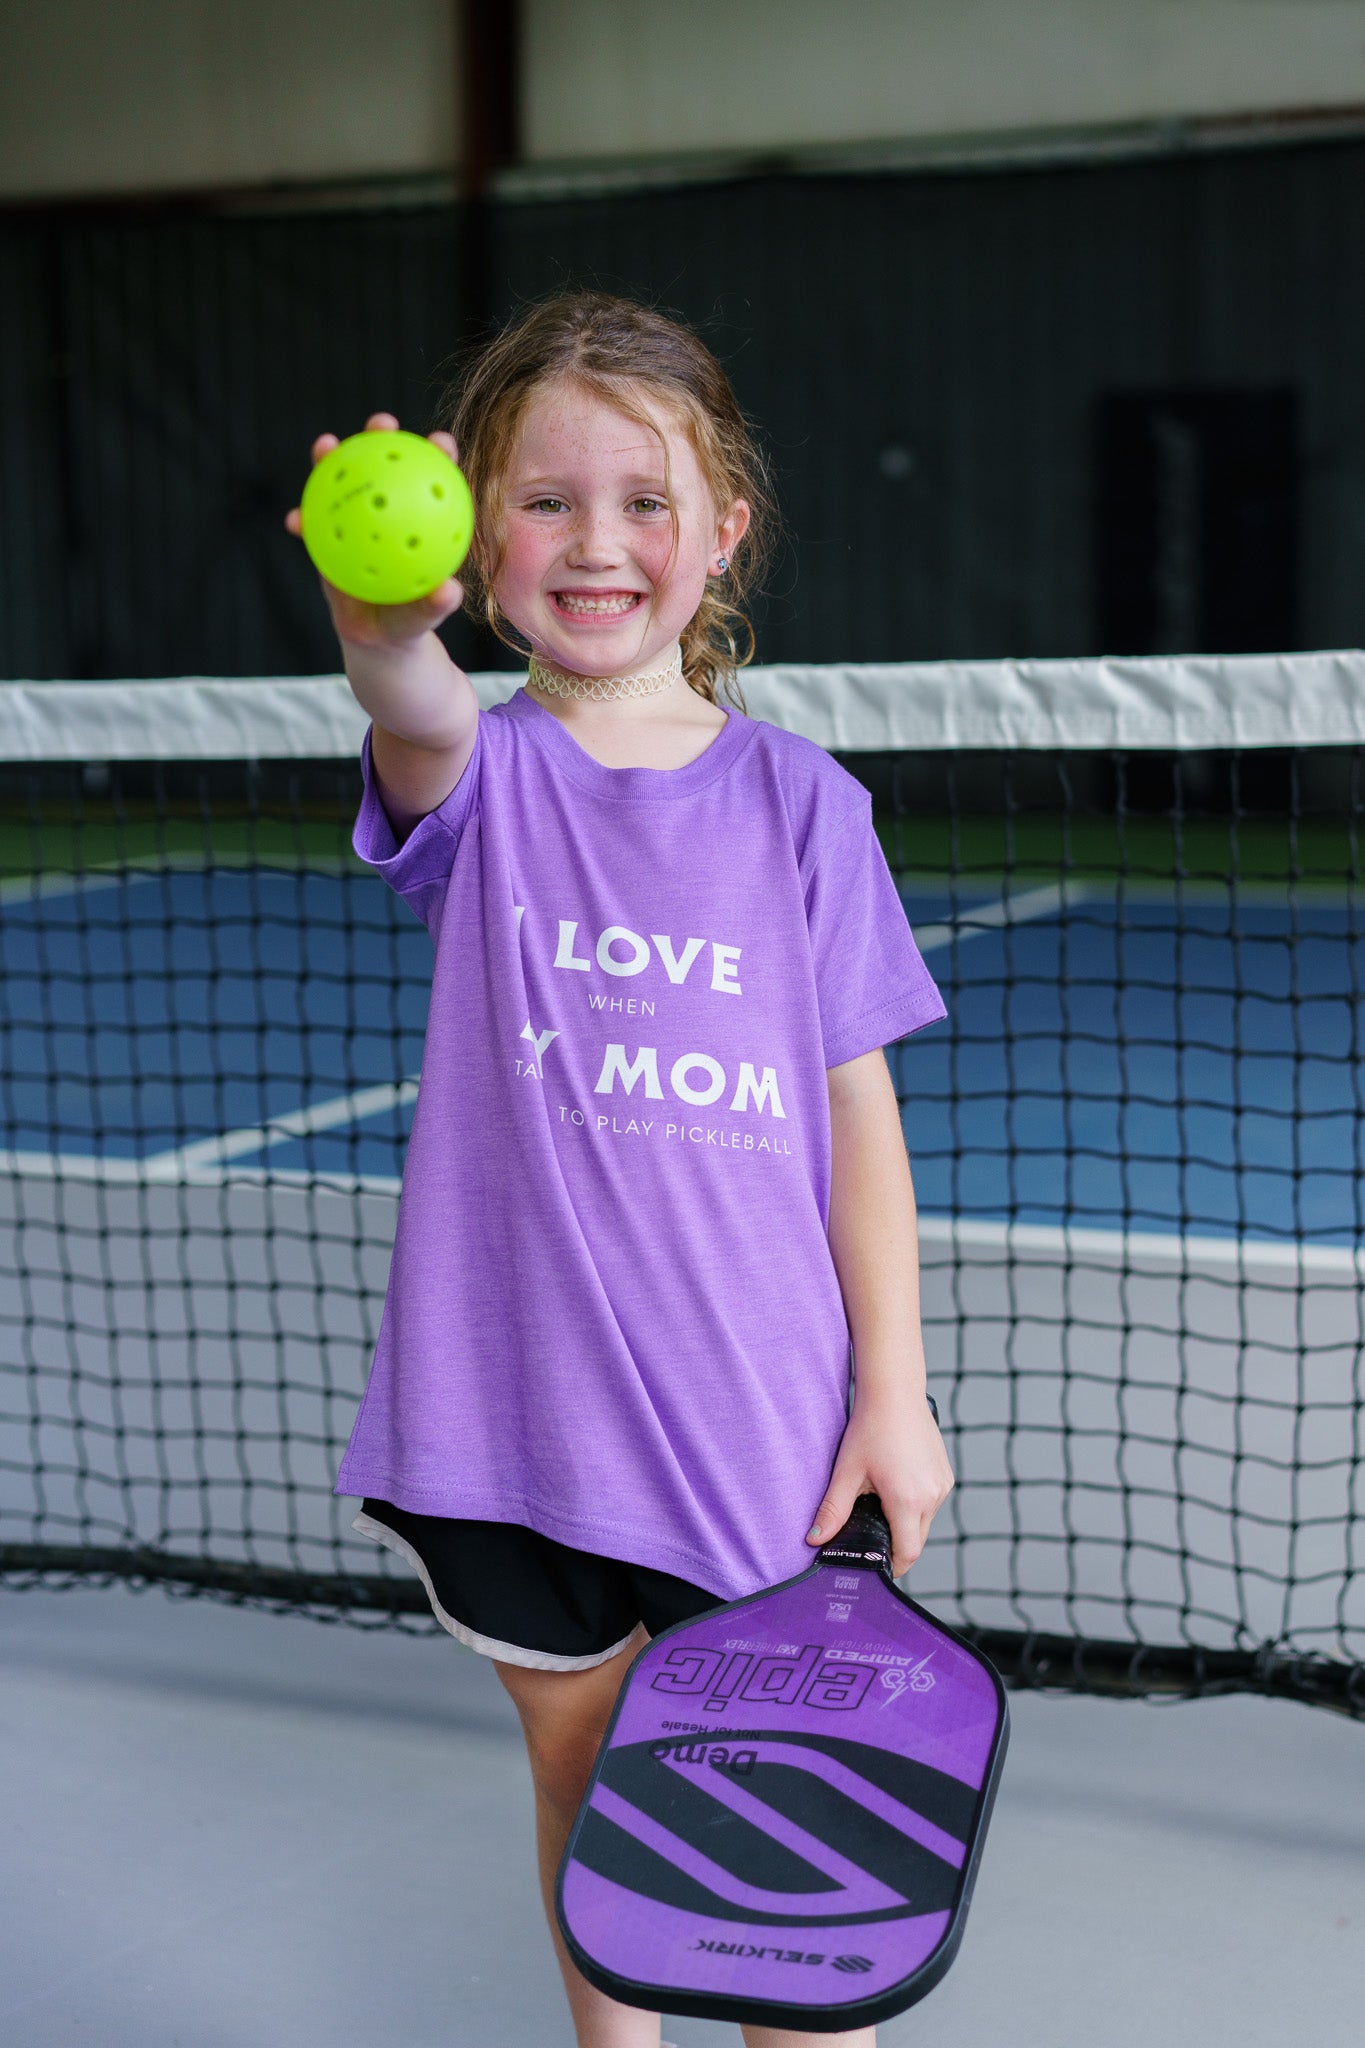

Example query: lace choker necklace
[526,645,683,701]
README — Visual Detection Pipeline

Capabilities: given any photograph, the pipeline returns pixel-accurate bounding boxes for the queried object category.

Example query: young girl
[286,291,954,2048]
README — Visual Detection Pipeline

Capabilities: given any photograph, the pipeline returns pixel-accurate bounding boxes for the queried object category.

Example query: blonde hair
[440,292,776,707]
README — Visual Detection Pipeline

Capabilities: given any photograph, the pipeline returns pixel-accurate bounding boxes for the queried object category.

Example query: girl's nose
[563,509,623,569]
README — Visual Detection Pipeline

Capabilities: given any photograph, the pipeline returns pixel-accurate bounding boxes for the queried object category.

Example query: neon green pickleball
[299,429,475,605]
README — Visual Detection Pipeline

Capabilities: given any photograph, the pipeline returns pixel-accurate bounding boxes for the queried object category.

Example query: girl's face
[493,378,749,678]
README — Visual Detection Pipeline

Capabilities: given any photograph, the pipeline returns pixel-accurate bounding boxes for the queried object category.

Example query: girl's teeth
[558,593,638,616]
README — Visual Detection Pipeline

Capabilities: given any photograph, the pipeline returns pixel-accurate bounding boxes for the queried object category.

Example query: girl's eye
[527,497,568,514]
[631,497,667,515]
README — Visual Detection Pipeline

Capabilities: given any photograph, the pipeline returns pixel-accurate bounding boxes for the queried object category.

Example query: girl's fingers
[806,1468,864,1547]
[289,417,464,556]
[889,1511,930,1579]
[362,417,460,463]
[386,577,465,631]
[291,419,375,535]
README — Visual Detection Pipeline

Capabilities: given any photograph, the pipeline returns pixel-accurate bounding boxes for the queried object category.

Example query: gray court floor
[3,1582,1361,2048]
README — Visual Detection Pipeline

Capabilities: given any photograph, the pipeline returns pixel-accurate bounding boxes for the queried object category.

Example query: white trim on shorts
[350,1510,637,1672]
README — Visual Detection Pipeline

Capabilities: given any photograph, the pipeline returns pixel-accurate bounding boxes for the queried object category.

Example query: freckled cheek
[495,525,557,602]
[634,528,700,589]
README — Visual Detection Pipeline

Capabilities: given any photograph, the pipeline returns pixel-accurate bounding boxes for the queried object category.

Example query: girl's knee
[495,1653,635,1815]
[522,1719,601,1818]
[507,1690,593,1782]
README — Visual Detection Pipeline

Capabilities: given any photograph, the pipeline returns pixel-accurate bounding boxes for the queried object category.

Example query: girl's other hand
[284,412,467,648]
[806,1394,954,1579]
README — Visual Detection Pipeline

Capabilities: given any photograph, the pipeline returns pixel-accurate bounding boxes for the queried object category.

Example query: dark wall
[3,136,1363,680]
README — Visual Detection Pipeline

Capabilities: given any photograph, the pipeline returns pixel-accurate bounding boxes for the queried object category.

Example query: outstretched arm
[808,1046,954,1576]
[285,411,478,839]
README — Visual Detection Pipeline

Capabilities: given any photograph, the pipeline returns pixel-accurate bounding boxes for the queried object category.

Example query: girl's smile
[553,589,644,619]
[495,379,748,677]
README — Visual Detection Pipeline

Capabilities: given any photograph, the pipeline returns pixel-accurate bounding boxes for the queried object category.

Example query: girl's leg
[741,2031,875,2047]
[495,1637,664,2048]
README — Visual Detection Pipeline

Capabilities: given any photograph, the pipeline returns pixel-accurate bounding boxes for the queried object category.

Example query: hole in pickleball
[406,536,421,548]
[386,449,401,461]
[335,468,348,480]
[431,484,445,500]
[371,494,388,509]
[333,526,344,539]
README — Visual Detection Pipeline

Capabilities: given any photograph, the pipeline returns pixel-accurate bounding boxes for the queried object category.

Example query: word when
[586,994,655,1015]
[648,1642,876,1714]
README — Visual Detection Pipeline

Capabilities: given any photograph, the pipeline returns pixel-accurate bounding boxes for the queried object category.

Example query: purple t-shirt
[334,687,945,1597]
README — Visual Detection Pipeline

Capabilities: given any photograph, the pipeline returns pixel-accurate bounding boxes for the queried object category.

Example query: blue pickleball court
[1,865,432,1187]
[895,884,1364,1248]
[3,865,1362,1249]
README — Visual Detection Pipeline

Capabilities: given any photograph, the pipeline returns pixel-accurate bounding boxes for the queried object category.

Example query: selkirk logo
[688,1940,878,1974]
[691,1940,826,1965]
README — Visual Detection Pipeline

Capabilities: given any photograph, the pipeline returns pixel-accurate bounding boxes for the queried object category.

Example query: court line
[0,1148,403,1199]
[916,1212,1365,1279]
[0,854,359,907]
[139,1077,421,1177]
[0,871,126,906]
[0,1076,418,1190]
[901,878,1351,914]
[4,1144,1359,1277]
[912,881,1093,953]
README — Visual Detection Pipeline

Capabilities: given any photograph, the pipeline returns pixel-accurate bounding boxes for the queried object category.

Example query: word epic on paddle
[647,1642,875,1714]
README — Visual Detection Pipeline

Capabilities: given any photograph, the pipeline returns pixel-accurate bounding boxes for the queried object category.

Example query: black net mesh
[1,675,1362,1715]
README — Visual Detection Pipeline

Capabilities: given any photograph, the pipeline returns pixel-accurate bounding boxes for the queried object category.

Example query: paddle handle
[818,1394,939,1571]
[820,1494,893,1567]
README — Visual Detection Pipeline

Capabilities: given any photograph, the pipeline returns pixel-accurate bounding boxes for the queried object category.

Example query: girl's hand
[806,1394,954,1578]
[284,412,467,648]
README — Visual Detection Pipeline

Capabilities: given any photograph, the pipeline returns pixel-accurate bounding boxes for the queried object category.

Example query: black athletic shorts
[354,1499,724,1671]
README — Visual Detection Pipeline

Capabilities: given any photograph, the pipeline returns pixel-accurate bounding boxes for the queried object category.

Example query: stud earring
[715,555,729,575]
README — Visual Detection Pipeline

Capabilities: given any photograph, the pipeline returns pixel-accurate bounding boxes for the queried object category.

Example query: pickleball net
[2,656,1362,1716]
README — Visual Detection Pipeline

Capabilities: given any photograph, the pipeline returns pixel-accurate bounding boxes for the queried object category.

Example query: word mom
[595,1043,785,1115]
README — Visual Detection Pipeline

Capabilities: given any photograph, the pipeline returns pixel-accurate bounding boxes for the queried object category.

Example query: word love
[647,1642,876,1715]
[553,919,741,995]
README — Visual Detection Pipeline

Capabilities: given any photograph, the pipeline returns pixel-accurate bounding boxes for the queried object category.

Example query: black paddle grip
[819,1395,939,1569]
[820,1493,894,1568]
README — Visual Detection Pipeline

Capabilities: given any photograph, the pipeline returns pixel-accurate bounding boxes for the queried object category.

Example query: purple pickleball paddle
[556,1494,1008,2033]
